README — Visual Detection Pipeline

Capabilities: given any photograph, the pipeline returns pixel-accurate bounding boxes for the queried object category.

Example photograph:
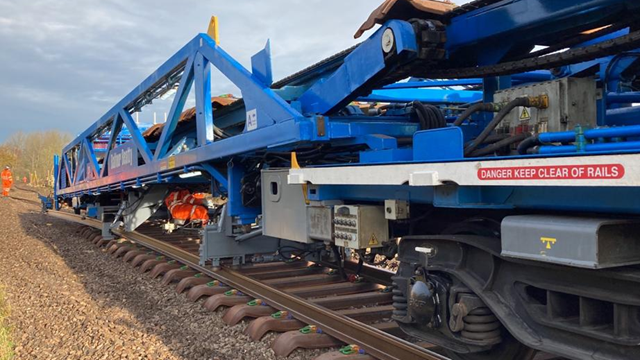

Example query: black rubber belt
[418,28,640,79]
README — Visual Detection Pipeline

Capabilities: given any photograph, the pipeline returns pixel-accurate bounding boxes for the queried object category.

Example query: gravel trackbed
[0,189,325,360]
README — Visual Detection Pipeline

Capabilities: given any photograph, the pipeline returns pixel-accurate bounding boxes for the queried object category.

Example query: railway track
[46,210,445,360]
[6,193,561,360]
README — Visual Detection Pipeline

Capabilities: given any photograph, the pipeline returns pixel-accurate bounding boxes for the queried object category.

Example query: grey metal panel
[200,205,281,266]
[261,169,314,244]
[123,186,167,232]
[97,205,119,240]
[307,206,333,241]
[501,215,640,269]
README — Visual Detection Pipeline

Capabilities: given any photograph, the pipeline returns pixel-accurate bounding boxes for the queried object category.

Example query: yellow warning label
[168,156,176,169]
[541,237,556,249]
[520,107,531,121]
[369,233,379,246]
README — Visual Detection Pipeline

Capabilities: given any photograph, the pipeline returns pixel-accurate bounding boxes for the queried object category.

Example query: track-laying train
[53,1,640,358]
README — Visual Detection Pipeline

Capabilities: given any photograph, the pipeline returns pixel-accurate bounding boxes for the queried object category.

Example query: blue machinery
[54,1,640,359]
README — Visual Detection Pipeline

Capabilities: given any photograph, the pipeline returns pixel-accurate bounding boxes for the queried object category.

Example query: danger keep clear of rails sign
[477,164,625,181]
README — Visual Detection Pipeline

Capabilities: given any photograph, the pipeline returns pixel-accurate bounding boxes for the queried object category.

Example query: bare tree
[3,131,72,187]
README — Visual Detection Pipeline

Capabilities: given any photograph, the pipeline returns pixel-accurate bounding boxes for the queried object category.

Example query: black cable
[428,103,446,128]
[413,101,429,130]
[453,103,498,126]
[415,102,434,129]
[413,101,446,130]
[468,132,530,157]
[465,97,531,156]
[355,250,366,276]
[331,244,347,280]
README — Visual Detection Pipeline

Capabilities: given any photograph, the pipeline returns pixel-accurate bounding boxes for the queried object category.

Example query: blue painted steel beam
[57,119,309,195]
[200,163,228,189]
[120,109,154,165]
[63,154,73,187]
[82,138,100,180]
[74,152,85,184]
[251,40,273,87]
[194,53,214,146]
[298,20,418,115]
[155,55,195,160]
[100,115,121,177]
[360,88,482,104]
[384,79,483,89]
[198,36,302,130]
[447,0,640,64]
[381,72,553,90]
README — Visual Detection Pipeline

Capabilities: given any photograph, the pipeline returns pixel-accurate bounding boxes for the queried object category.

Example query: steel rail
[45,210,448,360]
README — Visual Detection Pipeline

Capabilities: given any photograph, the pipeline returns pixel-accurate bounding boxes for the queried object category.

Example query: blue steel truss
[56,20,426,197]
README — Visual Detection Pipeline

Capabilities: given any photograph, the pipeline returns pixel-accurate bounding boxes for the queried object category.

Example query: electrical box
[333,205,388,249]
[385,199,410,220]
[494,77,597,135]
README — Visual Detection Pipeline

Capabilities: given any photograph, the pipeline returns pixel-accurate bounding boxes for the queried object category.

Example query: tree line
[0,131,71,188]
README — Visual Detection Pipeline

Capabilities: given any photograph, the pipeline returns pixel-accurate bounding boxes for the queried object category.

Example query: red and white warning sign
[478,164,625,181]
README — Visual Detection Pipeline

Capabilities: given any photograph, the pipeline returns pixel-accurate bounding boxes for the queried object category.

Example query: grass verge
[0,287,12,360]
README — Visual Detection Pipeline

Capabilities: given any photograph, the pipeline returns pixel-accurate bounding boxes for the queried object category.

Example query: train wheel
[442,218,537,360]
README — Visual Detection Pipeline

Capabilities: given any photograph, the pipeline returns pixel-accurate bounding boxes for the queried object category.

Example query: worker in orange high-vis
[1,166,13,197]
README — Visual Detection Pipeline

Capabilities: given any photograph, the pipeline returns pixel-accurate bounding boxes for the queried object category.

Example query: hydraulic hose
[464,133,510,148]
[517,135,541,155]
[533,140,640,155]
[413,101,446,130]
[453,103,501,126]
[517,124,640,155]
[464,96,547,156]
[469,132,530,157]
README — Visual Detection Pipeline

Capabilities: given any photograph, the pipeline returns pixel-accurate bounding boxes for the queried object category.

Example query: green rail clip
[299,325,321,334]
[339,344,365,355]
[224,289,242,296]
[247,299,264,306]
[271,310,289,319]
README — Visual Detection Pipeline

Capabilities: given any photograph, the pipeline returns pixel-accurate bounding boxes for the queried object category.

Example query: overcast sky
[0,0,470,142]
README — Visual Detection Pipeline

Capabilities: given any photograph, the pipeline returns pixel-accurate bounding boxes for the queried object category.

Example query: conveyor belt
[420,26,640,79]
[274,10,640,91]
[444,0,505,19]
